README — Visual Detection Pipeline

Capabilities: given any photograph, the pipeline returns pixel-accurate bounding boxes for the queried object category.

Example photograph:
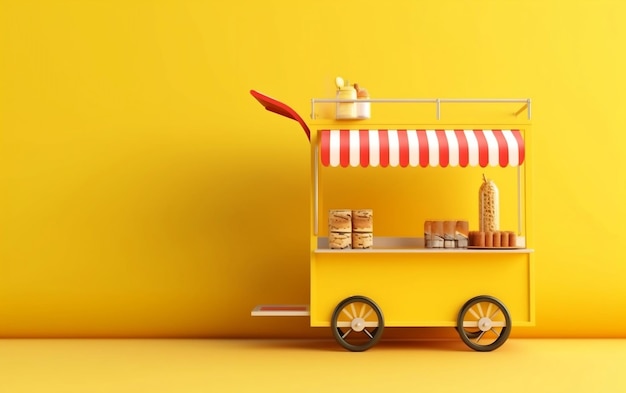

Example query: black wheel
[456,327,482,339]
[331,296,384,352]
[457,295,511,352]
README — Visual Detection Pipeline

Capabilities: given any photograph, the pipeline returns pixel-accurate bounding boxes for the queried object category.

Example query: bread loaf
[352,209,373,232]
[443,221,456,248]
[428,220,470,248]
[352,232,373,249]
[508,231,517,247]
[329,232,352,249]
[424,221,432,248]
[329,209,352,233]
[485,231,494,248]
[475,231,486,247]
[430,221,444,248]
[501,231,509,247]
[493,231,502,248]
[455,221,469,248]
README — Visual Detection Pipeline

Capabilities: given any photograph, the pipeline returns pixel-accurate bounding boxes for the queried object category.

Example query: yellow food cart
[250,90,534,352]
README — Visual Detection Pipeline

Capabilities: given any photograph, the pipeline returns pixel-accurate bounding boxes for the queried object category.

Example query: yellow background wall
[1,0,625,338]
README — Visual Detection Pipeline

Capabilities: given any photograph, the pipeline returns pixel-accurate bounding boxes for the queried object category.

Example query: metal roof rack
[310,98,532,120]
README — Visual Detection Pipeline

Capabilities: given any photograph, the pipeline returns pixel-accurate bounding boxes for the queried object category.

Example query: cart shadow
[248,338,471,352]
[370,339,470,352]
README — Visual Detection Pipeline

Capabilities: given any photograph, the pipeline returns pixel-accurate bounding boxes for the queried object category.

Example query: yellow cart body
[251,91,534,351]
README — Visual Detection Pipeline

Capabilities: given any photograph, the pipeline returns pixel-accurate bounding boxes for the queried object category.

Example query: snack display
[479,174,499,232]
[329,209,373,249]
[425,220,468,249]
[469,230,517,248]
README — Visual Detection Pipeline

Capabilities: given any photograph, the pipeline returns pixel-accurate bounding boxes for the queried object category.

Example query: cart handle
[250,90,311,142]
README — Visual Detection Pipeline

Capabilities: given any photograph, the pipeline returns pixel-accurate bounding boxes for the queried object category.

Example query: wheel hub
[351,317,366,332]
[478,317,492,332]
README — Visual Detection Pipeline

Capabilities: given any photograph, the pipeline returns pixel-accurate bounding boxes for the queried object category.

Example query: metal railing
[310,98,532,120]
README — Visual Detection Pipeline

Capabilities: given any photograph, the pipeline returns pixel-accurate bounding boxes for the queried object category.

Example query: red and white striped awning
[319,129,525,168]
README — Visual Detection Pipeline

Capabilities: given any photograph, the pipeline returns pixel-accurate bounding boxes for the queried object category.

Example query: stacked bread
[424,220,469,249]
[328,210,352,249]
[329,209,373,249]
[351,209,373,249]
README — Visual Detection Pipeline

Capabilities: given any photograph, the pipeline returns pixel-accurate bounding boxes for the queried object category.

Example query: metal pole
[517,165,522,235]
[514,104,528,117]
[314,145,319,236]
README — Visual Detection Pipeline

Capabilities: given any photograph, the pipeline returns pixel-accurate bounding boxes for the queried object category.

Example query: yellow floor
[1,339,624,393]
